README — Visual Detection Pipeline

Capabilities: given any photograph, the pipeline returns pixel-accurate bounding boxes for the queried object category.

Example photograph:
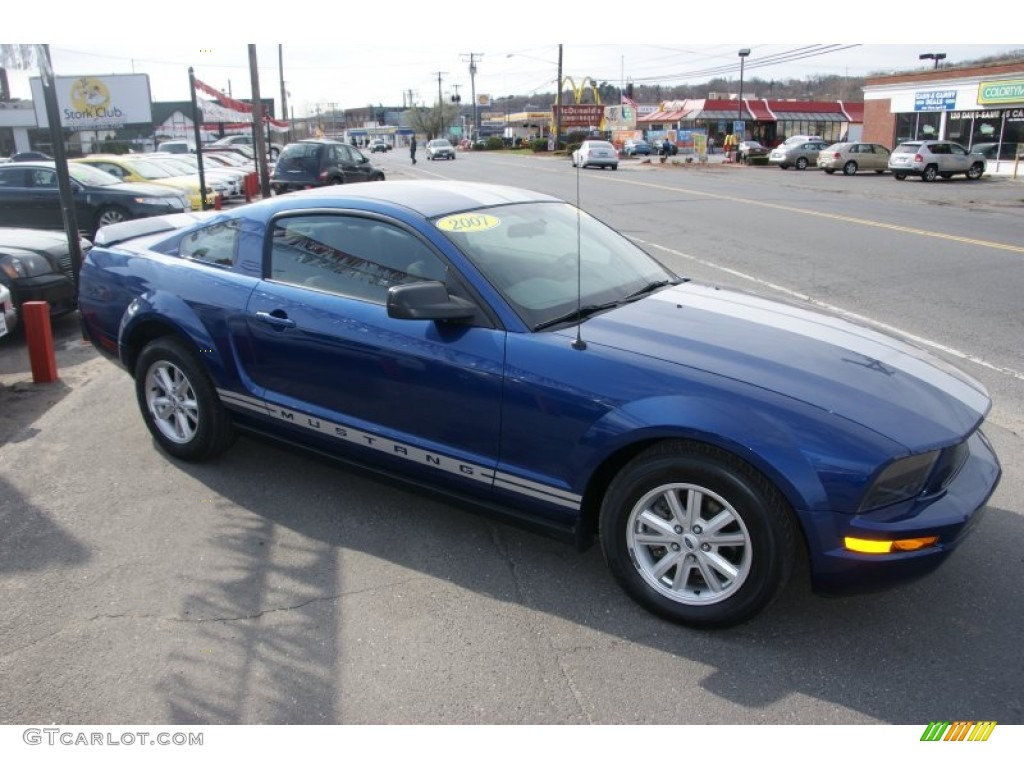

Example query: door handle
[254,310,296,329]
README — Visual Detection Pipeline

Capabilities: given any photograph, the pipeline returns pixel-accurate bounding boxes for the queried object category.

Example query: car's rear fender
[119,291,239,389]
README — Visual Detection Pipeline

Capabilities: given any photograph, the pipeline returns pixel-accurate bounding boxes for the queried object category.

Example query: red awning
[745,100,774,121]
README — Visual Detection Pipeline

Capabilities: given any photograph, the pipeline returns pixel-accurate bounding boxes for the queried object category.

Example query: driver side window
[270,214,448,303]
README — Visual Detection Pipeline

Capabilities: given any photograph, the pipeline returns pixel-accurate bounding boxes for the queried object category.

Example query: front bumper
[801,429,1001,594]
[12,274,77,315]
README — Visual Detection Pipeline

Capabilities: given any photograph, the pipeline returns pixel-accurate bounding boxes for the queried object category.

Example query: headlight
[858,451,940,512]
[1,254,52,278]
[134,196,176,206]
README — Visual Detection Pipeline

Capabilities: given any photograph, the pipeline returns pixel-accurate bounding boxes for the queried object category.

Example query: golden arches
[560,76,602,105]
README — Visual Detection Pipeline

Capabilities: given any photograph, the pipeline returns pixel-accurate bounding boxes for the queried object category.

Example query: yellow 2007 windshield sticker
[435,213,501,233]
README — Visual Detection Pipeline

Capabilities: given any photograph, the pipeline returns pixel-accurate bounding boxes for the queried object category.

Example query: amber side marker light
[844,536,939,554]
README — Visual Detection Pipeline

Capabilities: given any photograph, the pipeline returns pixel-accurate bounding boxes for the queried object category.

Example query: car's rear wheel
[940,172,953,179]
[795,157,809,170]
[599,440,797,628]
[823,168,835,174]
[843,161,858,176]
[778,164,789,170]
[922,165,938,182]
[134,337,235,462]
[967,163,984,180]
[95,205,129,232]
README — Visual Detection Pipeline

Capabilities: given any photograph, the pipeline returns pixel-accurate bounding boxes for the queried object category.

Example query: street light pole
[919,52,947,69]
[737,48,750,123]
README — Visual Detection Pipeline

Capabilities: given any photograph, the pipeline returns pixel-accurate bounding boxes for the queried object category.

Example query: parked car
[209,134,283,159]
[737,140,769,162]
[0,282,15,337]
[0,161,191,236]
[622,139,653,156]
[72,155,218,210]
[271,139,385,194]
[571,140,619,170]
[768,140,830,170]
[10,151,52,162]
[888,140,986,181]
[817,142,891,175]
[156,140,195,154]
[142,155,233,200]
[77,180,1001,629]
[969,142,1020,161]
[368,139,391,153]
[146,154,242,199]
[0,228,84,318]
[426,139,456,160]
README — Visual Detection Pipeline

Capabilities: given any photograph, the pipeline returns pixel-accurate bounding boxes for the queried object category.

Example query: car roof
[244,180,559,220]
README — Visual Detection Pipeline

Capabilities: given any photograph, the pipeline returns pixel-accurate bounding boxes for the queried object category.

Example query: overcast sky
[4,14,1018,118]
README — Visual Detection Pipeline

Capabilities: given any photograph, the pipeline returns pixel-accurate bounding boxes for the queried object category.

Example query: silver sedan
[768,140,831,170]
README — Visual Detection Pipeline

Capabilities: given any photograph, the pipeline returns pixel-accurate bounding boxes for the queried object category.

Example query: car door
[0,166,39,227]
[947,143,972,173]
[338,144,373,183]
[240,212,505,495]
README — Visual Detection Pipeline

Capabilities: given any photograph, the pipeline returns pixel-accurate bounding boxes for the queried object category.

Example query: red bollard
[22,301,58,384]
[244,173,253,202]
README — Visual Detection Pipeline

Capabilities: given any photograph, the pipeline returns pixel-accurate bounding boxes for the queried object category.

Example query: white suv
[888,140,985,182]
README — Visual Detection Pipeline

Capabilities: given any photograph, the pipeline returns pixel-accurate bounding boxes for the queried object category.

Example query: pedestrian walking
[707,136,715,155]
[410,136,417,165]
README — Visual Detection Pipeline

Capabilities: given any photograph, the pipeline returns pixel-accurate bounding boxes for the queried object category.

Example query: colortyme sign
[978,79,1024,105]
[30,74,153,130]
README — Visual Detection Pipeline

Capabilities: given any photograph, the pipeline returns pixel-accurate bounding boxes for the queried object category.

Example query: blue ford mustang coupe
[78,180,1001,628]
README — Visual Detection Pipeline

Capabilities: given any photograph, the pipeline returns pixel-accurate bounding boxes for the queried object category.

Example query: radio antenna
[571,155,586,350]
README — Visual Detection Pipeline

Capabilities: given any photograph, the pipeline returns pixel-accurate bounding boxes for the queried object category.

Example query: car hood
[97,181,186,198]
[577,282,990,449]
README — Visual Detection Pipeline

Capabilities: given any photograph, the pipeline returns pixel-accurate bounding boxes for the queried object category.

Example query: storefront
[863,61,1023,175]
[638,98,862,149]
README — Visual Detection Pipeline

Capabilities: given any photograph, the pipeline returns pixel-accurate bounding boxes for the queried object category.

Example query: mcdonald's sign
[920,721,996,742]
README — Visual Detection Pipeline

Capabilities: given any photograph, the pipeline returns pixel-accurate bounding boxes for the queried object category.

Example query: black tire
[328,177,342,185]
[921,165,938,182]
[966,163,984,180]
[894,172,907,180]
[134,337,235,462]
[611,164,618,171]
[843,161,858,176]
[94,205,129,233]
[795,157,809,170]
[823,168,835,174]
[779,164,789,170]
[599,440,797,628]
[939,172,953,179]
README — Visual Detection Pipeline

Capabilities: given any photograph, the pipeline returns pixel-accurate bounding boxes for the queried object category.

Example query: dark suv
[271,140,385,194]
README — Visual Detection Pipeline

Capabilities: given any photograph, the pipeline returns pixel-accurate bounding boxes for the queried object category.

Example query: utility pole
[433,71,447,139]
[279,45,288,140]
[248,44,271,198]
[555,44,563,151]
[461,53,483,139]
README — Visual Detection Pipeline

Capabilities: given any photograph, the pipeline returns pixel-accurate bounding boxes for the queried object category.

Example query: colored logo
[70,77,110,113]
[920,721,996,742]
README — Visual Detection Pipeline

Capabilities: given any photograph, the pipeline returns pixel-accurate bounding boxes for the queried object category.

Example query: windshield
[119,158,176,179]
[69,163,122,187]
[435,201,678,330]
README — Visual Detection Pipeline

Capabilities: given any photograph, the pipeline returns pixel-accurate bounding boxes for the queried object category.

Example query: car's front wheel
[967,163,984,180]
[599,440,797,628]
[95,205,129,232]
[134,337,235,462]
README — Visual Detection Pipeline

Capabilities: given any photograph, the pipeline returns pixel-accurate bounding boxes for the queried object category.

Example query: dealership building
[862,60,1023,175]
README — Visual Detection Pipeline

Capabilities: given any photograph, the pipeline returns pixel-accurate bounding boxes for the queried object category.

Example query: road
[1,151,1021,734]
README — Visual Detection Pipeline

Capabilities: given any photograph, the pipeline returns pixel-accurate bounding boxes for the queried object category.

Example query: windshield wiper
[623,279,679,302]
[533,301,620,331]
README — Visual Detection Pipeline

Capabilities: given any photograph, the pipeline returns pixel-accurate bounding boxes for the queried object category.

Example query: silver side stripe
[216,389,582,510]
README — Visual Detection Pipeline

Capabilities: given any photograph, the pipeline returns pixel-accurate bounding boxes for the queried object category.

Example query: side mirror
[387,281,475,321]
